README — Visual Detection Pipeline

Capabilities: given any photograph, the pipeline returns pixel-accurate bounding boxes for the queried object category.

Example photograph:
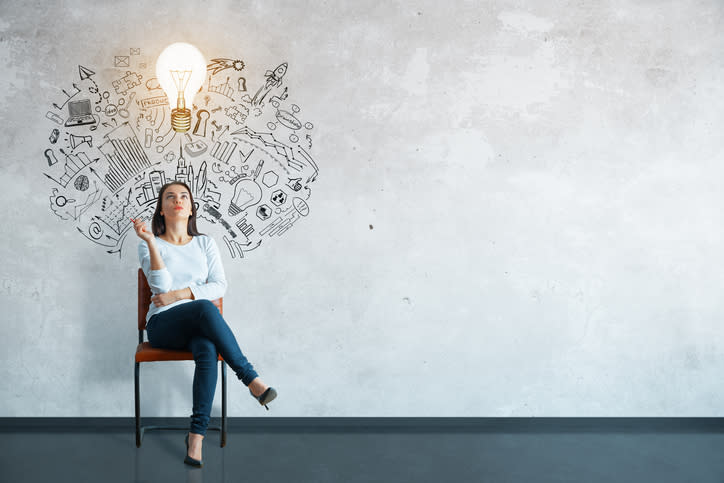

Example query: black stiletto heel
[249,387,277,410]
[184,433,203,467]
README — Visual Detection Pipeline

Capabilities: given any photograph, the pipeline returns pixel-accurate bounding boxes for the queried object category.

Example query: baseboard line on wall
[1,417,723,433]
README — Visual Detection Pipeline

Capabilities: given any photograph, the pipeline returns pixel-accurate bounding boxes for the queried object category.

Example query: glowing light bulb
[156,42,207,133]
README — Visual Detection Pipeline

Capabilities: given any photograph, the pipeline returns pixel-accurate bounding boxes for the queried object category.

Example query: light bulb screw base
[171,108,191,133]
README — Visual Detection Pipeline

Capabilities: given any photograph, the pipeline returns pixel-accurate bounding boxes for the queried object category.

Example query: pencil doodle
[145,78,162,91]
[114,56,129,68]
[67,133,92,150]
[229,178,263,216]
[183,134,208,158]
[251,62,287,106]
[65,99,97,128]
[192,109,210,137]
[207,58,245,76]
[79,65,95,81]
[43,49,319,259]
[262,171,279,188]
[223,236,261,259]
[44,150,97,188]
[53,83,81,111]
[256,204,272,220]
[269,88,289,108]
[225,104,249,125]
[208,75,235,100]
[46,111,64,125]
[112,71,143,96]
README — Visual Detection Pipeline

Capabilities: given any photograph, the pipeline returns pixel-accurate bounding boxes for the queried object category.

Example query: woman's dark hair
[151,181,204,236]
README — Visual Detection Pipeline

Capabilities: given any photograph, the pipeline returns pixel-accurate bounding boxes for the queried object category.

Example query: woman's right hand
[130,217,154,243]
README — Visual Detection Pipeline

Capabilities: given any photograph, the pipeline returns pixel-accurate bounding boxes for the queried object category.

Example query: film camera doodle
[43,49,319,260]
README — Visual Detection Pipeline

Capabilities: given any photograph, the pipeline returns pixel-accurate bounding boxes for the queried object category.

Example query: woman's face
[160,185,192,221]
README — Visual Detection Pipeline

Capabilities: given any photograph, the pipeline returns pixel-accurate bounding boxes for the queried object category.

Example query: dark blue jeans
[146,299,260,436]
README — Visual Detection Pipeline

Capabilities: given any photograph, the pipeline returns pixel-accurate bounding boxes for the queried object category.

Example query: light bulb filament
[171,70,192,110]
[156,43,206,133]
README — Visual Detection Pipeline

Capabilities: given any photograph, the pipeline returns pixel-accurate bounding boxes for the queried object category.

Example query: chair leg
[221,360,227,447]
[135,361,141,447]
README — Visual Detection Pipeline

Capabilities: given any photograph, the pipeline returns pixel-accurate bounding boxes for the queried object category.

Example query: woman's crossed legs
[146,299,270,454]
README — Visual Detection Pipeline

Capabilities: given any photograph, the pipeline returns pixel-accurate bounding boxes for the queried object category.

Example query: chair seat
[135,342,225,363]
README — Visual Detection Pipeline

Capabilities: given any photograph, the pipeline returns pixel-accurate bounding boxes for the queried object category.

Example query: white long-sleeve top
[138,235,227,323]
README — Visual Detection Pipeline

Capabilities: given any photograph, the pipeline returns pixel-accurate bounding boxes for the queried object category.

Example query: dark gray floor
[2,419,724,482]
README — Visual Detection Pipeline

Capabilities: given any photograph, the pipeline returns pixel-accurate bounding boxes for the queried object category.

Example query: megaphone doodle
[69,134,93,149]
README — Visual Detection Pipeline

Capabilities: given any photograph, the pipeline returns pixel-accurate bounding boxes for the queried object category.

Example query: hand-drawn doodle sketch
[251,63,287,106]
[208,76,235,101]
[207,58,245,76]
[98,122,153,193]
[112,71,143,95]
[79,65,95,81]
[64,99,97,128]
[52,83,81,111]
[42,48,319,259]
[192,109,210,136]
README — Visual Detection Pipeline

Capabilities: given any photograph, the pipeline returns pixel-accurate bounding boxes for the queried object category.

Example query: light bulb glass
[156,42,206,132]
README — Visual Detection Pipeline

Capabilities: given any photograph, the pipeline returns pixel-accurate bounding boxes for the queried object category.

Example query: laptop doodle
[65,99,96,127]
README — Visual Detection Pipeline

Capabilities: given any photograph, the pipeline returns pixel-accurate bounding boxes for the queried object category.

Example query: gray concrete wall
[1,0,722,417]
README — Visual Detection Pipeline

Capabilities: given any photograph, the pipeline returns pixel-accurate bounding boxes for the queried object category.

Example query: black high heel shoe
[249,387,277,410]
[184,433,203,468]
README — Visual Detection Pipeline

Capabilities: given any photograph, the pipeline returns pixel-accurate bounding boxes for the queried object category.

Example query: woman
[132,181,277,468]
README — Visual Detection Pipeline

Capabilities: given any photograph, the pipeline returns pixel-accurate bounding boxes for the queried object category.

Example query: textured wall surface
[1,0,723,417]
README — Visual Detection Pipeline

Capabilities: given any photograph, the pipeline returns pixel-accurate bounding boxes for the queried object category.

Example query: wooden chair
[134,268,227,447]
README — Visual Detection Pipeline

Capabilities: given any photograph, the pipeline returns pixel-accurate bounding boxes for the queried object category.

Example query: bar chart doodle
[98,122,152,193]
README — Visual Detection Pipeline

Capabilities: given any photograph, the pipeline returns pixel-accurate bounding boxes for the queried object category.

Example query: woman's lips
[174,207,183,210]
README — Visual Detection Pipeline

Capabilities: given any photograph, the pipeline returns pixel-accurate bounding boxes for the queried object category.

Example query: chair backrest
[137,268,223,333]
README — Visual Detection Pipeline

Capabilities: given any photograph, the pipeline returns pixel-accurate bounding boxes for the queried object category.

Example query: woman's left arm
[151,287,193,307]
[189,236,228,301]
